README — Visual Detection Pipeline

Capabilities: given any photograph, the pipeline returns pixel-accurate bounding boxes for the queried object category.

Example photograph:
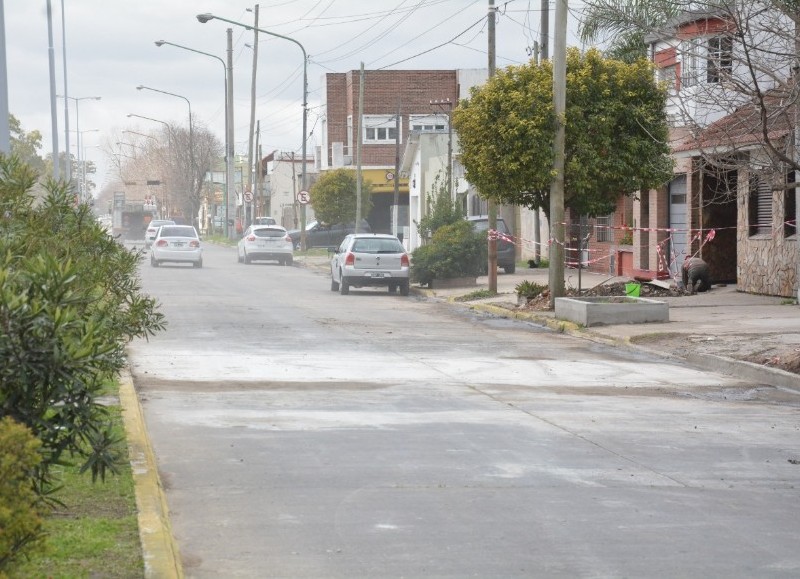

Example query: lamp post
[76,128,98,201]
[82,143,100,202]
[57,95,101,182]
[136,85,194,223]
[197,12,308,246]
[154,39,231,238]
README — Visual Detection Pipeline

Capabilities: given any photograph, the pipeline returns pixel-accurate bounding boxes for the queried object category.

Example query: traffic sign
[297,190,311,204]
[244,191,253,203]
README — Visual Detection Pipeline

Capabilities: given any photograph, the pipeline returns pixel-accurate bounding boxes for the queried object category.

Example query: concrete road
[128,243,800,578]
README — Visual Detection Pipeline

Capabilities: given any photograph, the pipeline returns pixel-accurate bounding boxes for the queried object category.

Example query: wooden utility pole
[535,0,549,266]
[487,0,498,293]
[548,0,567,308]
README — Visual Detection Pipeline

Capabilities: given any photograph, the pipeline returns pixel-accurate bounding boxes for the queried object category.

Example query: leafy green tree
[0,154,165,497]
[309,168,373,226]
[9,115,45,173]
[452,47,674,219]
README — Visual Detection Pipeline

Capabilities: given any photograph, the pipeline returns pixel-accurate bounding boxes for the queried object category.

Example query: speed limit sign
[297,190,311,204]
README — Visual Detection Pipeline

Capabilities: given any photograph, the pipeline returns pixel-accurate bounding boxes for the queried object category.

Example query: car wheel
[150,255,159,267]
[194,259,203,268]
[339,273,349,295]
[330,277,340,291]
[400,280,410,296]
[285,255,293,266]
[504,263,516,274]
[244,252,251,264]
[237,251,243,263]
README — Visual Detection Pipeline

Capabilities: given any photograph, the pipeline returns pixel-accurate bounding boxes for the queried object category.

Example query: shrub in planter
[411,220,486,286]
[515,280,547,299]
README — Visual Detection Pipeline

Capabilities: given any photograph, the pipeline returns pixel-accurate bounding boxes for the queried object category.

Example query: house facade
[260,151,317,230]
[629,8,798,298]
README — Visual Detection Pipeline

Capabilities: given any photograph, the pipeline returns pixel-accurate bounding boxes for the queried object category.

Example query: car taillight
[401,254,409,267]
[345,252,355,266]
[284,234,292,242]
[156,239,168,247]
[189,240,200,248]
[247,235,256,241]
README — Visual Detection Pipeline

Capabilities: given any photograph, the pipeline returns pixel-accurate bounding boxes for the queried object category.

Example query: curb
[119,369,184,579]
[463,301,800,391]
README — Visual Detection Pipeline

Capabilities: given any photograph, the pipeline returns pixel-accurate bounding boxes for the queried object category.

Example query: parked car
[330,233,410,296]
[467,215,516,274]
[237,224,294,265]
[253,216,277,225]
[150,225,203,268]
[144,219,175,248]
[288,219,371,250]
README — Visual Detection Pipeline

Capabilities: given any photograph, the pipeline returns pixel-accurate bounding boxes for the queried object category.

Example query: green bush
[0,154,165,497]
[411,220,486,286]
[514,280,547,298]
[0,417,46,573]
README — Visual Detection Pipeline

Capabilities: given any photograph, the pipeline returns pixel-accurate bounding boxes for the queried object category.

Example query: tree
[0,155,165,496]
[452,47,674,219]
[309,168,373,226]
[9,115,45,172]
[577,1,800,192]
[579,0,684,62]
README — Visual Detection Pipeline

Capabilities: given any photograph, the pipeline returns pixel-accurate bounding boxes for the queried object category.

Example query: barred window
[749,174,772,236]
[595,215,612,242]
[707,36,733,83]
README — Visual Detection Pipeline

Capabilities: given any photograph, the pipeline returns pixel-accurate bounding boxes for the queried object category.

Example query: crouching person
[682,256,711,293]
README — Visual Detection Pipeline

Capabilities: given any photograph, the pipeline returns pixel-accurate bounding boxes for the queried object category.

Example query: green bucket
[625,283,641,297]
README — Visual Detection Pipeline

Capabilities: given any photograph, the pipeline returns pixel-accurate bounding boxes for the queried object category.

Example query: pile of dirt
[741,349,800,375]
[519,281,684,311]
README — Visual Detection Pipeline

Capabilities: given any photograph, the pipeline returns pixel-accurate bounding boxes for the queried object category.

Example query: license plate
[369,272,387,278]
[173,242,184,247]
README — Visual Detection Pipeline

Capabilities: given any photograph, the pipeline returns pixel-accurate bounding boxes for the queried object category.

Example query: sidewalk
[295,254,800,390]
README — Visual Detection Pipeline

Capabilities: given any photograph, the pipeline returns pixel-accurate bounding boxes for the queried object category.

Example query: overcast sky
[5,1,587,193]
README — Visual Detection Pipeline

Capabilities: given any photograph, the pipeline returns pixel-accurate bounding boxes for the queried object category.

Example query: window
[595,215,612,242]
[707,36,733,83]
[749,173,772,236]
[785,172,797,238]
[680,40,699,88]
[410,114,448,133]
[363,115,398,144]
[658,64,678,93]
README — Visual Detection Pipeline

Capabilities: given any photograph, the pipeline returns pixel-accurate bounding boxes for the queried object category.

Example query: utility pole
[355,63,365,231]
[0,0,9,153]
[487,0,498,293]
[246,4,259,228]
[226,28,235,239]
[548,0,567,308]
[534,0,549,267]
[393,99,401,239]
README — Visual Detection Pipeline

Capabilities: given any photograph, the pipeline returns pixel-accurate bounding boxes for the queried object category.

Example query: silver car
[330,233,410,296]
[144,219,175,248]
[150,225,203,268]
[237,224,294,265]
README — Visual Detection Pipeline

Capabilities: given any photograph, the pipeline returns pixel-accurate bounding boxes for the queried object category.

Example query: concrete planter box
[430,276,478,289]
[555,296,669,327]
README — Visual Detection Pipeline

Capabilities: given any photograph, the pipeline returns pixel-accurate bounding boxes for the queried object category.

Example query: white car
[150,225,203,268]
[144,219,176,248]
[330,233,410,295]
[237,224,294,265]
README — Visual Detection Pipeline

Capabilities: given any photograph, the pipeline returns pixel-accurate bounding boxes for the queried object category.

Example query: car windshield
[471,218,509,234]
[351,238,404,254]
[160,226,197,238]
[253,228,286,238]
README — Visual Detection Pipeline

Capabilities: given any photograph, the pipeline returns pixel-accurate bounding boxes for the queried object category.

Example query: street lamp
[81,144,100,202]
[123,129,158,142]
[154,39,230,238]
[135,85,195,219]
[197,13,309,246]
[56,95,101,182]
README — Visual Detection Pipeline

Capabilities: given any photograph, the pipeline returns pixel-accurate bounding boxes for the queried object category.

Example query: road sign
[297,190,311,205]
[244,191,253,203]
